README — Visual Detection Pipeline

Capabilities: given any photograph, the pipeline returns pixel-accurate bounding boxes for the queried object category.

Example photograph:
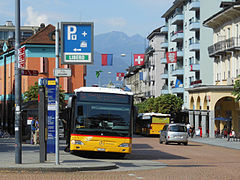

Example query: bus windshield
[74,102,131,137]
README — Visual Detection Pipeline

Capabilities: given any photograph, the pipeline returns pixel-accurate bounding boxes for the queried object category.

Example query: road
[1,135,240,180]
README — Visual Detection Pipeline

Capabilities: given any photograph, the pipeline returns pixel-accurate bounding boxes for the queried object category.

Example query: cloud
[105,17,126,27]
[24,6,48,26]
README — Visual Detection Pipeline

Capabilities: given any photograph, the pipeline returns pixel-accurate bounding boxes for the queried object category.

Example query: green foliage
[23,82,66,110]
[136,94,183,116]
[232,77,240,101]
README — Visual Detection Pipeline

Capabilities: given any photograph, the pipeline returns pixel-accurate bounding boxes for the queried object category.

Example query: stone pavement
[189,137,240,150]
[0,138,117,172]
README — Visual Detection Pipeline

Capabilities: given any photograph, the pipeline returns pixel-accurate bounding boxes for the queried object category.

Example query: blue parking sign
[61,22,94,64]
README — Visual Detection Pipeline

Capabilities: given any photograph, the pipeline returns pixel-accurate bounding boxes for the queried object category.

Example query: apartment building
[0,21,39,52]
[187,1,240,138]
[160,0,230,110]
[124,27,165,103]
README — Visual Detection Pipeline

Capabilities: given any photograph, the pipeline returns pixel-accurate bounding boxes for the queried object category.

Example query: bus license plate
[97,148,105,152]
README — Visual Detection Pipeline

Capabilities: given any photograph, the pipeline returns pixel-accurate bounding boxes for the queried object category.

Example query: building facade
[0,21,39,52]
[187,1,240,138]
[160,0,231,110]
[124,27,165,103]
[0,24,86,134]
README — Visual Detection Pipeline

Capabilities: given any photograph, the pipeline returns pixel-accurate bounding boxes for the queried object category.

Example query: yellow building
[187,2,240,138]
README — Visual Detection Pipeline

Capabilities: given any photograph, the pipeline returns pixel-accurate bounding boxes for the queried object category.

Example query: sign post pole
[55,23,60,165]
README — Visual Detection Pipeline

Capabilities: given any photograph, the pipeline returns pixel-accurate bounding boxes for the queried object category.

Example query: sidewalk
[0,138,117,172]
[189,137,240,150]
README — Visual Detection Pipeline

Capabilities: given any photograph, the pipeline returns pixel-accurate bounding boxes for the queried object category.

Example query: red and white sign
[134,54,144,66]
[21,69,39,76]
[116,72,125,81]
[18,47,26,69]
[166,51,177,64]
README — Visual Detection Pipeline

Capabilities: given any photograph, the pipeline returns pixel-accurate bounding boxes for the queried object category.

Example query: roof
[161,0,185,18]
[138,112,171,117]
[22,24,55,45]
[147,27,161,40]
[203,2,240,28]
[74,87,133,96]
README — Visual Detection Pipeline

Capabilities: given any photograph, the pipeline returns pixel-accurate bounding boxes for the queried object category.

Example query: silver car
[160,123,188,145]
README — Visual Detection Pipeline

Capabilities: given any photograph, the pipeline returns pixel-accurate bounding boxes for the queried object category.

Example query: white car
[160,123,188,145]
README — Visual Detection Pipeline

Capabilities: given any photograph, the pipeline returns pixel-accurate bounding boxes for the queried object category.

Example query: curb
[0,163,118,172]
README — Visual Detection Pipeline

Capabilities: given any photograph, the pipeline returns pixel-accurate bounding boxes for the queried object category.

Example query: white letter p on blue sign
[67,25,77,40]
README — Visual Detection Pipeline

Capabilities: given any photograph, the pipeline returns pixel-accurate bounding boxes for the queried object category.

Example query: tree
[136,94,183,116]
[232,77,240,101]
[23,82,66,110]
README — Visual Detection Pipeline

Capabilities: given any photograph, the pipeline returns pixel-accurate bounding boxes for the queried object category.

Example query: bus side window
[78,106,83,116]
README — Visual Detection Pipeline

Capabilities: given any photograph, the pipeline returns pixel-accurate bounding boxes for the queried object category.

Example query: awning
[215,117,231,121]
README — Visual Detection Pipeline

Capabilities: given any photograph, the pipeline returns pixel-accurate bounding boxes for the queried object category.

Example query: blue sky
[0,0,174,37]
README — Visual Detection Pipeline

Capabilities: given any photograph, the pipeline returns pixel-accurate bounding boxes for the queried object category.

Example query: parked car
[159,123,188,145]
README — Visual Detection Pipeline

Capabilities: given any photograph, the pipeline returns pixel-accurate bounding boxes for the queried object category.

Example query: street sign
[18,46,26,69]
[54,68,72,77]
[61,22,94,64]
[21,69,39,76]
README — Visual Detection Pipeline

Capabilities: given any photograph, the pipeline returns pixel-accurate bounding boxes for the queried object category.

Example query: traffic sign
[61,22,94,64]
[54,68,72,77]
[21,69,39,76]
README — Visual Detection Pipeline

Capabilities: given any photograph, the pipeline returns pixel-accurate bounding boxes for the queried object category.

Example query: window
[40,57,48,74]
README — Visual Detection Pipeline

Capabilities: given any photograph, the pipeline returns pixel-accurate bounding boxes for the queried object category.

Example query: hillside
[86,31,145,86]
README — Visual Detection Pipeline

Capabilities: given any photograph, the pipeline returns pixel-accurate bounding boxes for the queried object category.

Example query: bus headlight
[119,143,130,148]
[71,140,84,145]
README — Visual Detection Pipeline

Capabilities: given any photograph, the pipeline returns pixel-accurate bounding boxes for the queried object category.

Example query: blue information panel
[46,78,56,153]
[61,22,94,64]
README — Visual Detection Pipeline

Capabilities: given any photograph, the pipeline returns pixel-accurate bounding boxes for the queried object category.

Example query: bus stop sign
[61,22,94,65]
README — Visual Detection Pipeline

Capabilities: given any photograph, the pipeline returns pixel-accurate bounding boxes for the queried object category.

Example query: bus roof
[139,112,171,117]
[74,87,133,96]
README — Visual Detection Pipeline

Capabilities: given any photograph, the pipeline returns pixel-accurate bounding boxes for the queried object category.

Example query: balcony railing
[189,20,200,31]
[171,30,184,42]
[189,0,200,11]
[208,37,240,57]
[172,14,184,25]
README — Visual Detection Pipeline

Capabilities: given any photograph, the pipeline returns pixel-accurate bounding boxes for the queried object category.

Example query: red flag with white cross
[134,54,145,66]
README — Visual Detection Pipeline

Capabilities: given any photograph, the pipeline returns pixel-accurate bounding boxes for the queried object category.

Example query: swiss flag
[117,72,125,77]
[134,54,144,66]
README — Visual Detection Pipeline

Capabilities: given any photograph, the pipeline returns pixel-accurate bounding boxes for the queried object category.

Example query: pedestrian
[187,123,191,136]
[31,117,36,144]
[34,117,39,145]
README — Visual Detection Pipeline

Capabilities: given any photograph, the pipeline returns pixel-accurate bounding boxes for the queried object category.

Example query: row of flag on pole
[101,52,178,66]
[101,54,145,66]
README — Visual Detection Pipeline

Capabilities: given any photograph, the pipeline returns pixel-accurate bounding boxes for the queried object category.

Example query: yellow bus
[136,113,170,136]
[66,87,135,157]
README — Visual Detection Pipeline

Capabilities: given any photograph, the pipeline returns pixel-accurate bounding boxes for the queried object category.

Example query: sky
[0,0,174,37]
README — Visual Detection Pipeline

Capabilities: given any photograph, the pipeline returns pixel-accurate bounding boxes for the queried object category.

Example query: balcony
[171,31,184,42]
[189,41,200,51]
[172,87,184,93]
[189,0,200,11]
[160,57,167,64]
[208,37,240,57]
[189,21,200,31]
[160,41,168,49]
[160,26,168,34]
[145,46,154,54]
[172,14,184,25]
[161,85,169,94]
[172,65,184,76]
[177,49,184,58]
[190,63,200,71]
[161,69,168,79]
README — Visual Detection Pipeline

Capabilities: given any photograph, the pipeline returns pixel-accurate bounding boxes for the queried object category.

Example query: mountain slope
[86,31,145,86]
